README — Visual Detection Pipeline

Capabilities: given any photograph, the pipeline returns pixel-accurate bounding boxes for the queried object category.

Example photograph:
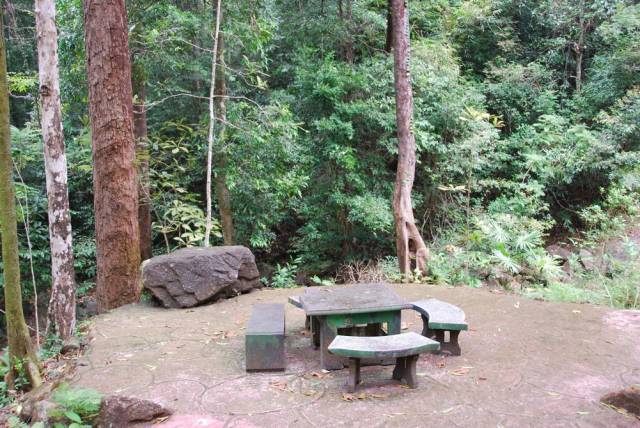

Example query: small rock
[578,249,596,271]
[546,244,573,263]
[61,337,81,354]
[77,296,99,319]
[31,400,57,424]
[96,395,172,428]
[601,385,640,417]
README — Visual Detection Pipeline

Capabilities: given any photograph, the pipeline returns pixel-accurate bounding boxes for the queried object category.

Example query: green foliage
[0,350,29,407]
[267,257,302,288]
[4,0,640,311]
[48,383,102,427]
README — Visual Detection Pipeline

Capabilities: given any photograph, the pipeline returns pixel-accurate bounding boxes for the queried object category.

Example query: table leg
[311,316,320,349]
[319,317,343,370]
[387,311,402,335]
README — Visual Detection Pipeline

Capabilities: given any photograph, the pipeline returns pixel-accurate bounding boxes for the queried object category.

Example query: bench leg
[392,355,419,388]
[347,358,361,392]
[441,330,462,356]
[420,315,435,338]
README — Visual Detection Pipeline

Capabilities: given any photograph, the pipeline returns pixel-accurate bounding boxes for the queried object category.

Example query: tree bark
[0,13,42,388]
[390,0,429,278]
[83,0,141,311]
[35,0,77,340]
[204,0,223,247]
[213,32,235,245]
[575,6,585,92]
[132,66,152,261]
[385,0,393,53]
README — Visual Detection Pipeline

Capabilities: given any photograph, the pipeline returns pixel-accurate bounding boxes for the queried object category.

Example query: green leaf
[65,410,83,423]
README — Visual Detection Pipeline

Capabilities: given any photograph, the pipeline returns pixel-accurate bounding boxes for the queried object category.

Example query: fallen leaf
[450,366,473,376]
[153,416,170,424]
[357,392,367,400]
[546,391,560,396]
[342,393,356,401]
[302,390,316,396]
[310,371,326,379]
[270,381,288,391]
[572,310,581,314]
[369,393,389,399]
[514,301,520,309]
[437,360,446,369]
[478,377,487,381]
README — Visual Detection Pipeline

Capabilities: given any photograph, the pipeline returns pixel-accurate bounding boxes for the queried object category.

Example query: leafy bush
[267,257,302,288]
[49,383,102,427]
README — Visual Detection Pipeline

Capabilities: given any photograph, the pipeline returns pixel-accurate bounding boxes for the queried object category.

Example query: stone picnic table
[298,283,411,370]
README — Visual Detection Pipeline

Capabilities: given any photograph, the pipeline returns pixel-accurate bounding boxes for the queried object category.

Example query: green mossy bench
[411,298,468,356]
[245,303,286,371]
[328,332,440,392]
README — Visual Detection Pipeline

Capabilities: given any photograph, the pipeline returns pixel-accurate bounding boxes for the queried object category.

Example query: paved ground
[72,284,640,427]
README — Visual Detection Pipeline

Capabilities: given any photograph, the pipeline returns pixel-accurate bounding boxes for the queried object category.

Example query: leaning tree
[0,12,42,388]
[390,0,430,279]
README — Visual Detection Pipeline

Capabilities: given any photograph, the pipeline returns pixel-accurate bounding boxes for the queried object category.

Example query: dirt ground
[71,284,640,427]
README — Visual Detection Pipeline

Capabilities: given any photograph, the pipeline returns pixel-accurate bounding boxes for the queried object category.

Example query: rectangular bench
[245,303,285,371]
[328,332,440,392]
[411,298,468,356]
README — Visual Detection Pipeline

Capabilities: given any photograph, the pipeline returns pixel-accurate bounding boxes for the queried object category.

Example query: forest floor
[71,284,640,427]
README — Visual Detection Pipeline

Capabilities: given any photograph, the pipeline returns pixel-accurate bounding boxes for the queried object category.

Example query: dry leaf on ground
[450,366,473,376]
[270,381,288,391]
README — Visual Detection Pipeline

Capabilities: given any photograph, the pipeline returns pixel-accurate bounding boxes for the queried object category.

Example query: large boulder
[142,246,261,308]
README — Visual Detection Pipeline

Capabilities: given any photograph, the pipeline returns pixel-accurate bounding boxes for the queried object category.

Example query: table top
[300,283,410,316]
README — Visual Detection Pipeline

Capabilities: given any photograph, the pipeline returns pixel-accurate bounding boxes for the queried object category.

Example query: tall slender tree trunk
[574,0,586,92]
[0,14,42,388]
[213,31,235,245]
[83,0,141,311]
[35,0,77,341]
[204,0,223,247]
[390,0,429,278]
[385,0,393,53]
[132,67,152,261]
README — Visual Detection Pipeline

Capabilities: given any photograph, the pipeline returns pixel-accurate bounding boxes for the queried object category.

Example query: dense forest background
[4,0,640,311]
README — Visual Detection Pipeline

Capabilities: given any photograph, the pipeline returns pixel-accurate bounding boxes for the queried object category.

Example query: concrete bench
[245,303,285,371]
[328,332,440,392]
[411,298,468,356]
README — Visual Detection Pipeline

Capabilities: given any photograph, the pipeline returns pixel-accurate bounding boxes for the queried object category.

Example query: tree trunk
[132,66,152,261]
[83,0,141,311]
[0,13,42,388]
[575,0,586,92]
[204,0,223,247]
[385,0,393,53]
[390,0,429,279]
[213,32,235,245]
[35,0,77,340]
